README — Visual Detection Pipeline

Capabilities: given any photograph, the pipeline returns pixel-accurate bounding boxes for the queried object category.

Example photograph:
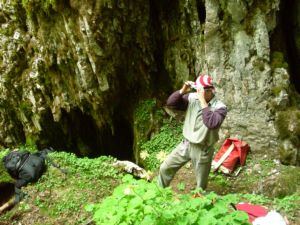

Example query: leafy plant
[139,120,182,170]
[0,148,9,159]
[46,151,119,179]
[273,194,300,219]
[134,99,157,131]
[209,172,229,187]
[0,148,12,183]
[86,175,250,225]
[176,182,186,191]
[239,193,271,206]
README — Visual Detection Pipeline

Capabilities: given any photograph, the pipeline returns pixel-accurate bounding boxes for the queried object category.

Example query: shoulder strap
[213,143,235,172]
[17,154,31,171]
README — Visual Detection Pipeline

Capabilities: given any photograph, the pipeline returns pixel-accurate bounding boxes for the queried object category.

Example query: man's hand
[197,87,208,108]
[179,81,194,94]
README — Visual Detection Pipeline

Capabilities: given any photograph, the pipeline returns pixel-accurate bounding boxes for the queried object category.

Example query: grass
[0,148,299,224]
[0,151,121,225]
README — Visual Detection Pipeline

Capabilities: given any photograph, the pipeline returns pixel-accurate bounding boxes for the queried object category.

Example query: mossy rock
[275,110,300,166]
[271,51,289,70]
[256,166,300,198]
[0,162,14,184]
[276,110,300,145]
[0,149,14,184]
[279,140,299,166]
[133,99,165,164]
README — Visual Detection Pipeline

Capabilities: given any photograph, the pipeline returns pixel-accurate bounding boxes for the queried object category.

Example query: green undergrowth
[86,175,300,225]
[0,151,121,225]
[0,148,299,224]
[139,119,182,170]
[135,119,300,223]
[0,149,12,183]
[86,175,250,225]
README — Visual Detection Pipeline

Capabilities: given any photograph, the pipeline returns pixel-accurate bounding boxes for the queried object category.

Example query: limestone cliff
[0,0,299,165]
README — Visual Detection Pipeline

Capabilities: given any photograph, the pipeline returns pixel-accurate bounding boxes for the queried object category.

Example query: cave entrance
[37,108,134,160]
[271,0,300,93]
[196,0,206,25]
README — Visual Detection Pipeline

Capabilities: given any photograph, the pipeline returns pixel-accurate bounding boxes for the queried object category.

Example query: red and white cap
[195,74,214,88]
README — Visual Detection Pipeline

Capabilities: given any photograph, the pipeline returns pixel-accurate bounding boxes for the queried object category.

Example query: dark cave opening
[37,108,133,160]
[271,0,300,93]
[196,0,206,25]
[149,0,176,97]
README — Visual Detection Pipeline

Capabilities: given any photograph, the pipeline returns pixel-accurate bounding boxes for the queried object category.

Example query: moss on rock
[276,110,300,145]
[275,110,300,165]
[257,166,300,198]
[271,51,289,70]
[133,99,165,164]
[0,149,14,184]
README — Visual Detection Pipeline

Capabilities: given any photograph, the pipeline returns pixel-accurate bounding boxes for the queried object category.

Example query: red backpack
[212,138,250,174]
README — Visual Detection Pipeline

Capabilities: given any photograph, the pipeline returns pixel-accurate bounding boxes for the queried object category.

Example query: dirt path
[167,164,227,195]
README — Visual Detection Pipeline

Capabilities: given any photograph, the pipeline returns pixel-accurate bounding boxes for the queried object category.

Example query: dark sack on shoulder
[2,150,46,184]
[2,148,63,203]
[18,153,46,182]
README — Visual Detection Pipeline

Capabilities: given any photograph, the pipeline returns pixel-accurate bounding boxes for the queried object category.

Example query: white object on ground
[112,160,150,180]
[253,210,287,225]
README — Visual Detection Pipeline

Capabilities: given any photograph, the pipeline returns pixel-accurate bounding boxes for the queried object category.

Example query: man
[158,74,227,190]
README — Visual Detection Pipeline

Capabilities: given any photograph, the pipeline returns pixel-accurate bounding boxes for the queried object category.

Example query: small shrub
[86,175,250,225]
[140,121,182,170]
[273,194,300,219]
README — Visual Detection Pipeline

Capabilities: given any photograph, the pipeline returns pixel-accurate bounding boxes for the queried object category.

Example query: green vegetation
[134,99,157,132]
[0,146,299,224]
[273,194,300,220]
[276,110,300,145]
[134,99,158,163]
[86,175,300,224]
[0,149,10,159]
[209,172,229,187]
[21,0,57,16]
[134,96,184,172]
[275,110,300,165]
[0,151,121,225]
[0,149,13,184]
[32,152,120,218]
[0,112,299,224]
[19,101,33,118]
[271,51,289,70]
[86,175,250,225]
[269,51,290,99]
[140,121,182,170]
[176,182,186,191]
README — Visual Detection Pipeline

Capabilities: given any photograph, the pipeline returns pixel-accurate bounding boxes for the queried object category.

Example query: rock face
[0,0,299,165]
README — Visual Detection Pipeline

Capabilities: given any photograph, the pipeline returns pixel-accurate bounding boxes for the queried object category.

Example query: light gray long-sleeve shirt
[166,91,227,145]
